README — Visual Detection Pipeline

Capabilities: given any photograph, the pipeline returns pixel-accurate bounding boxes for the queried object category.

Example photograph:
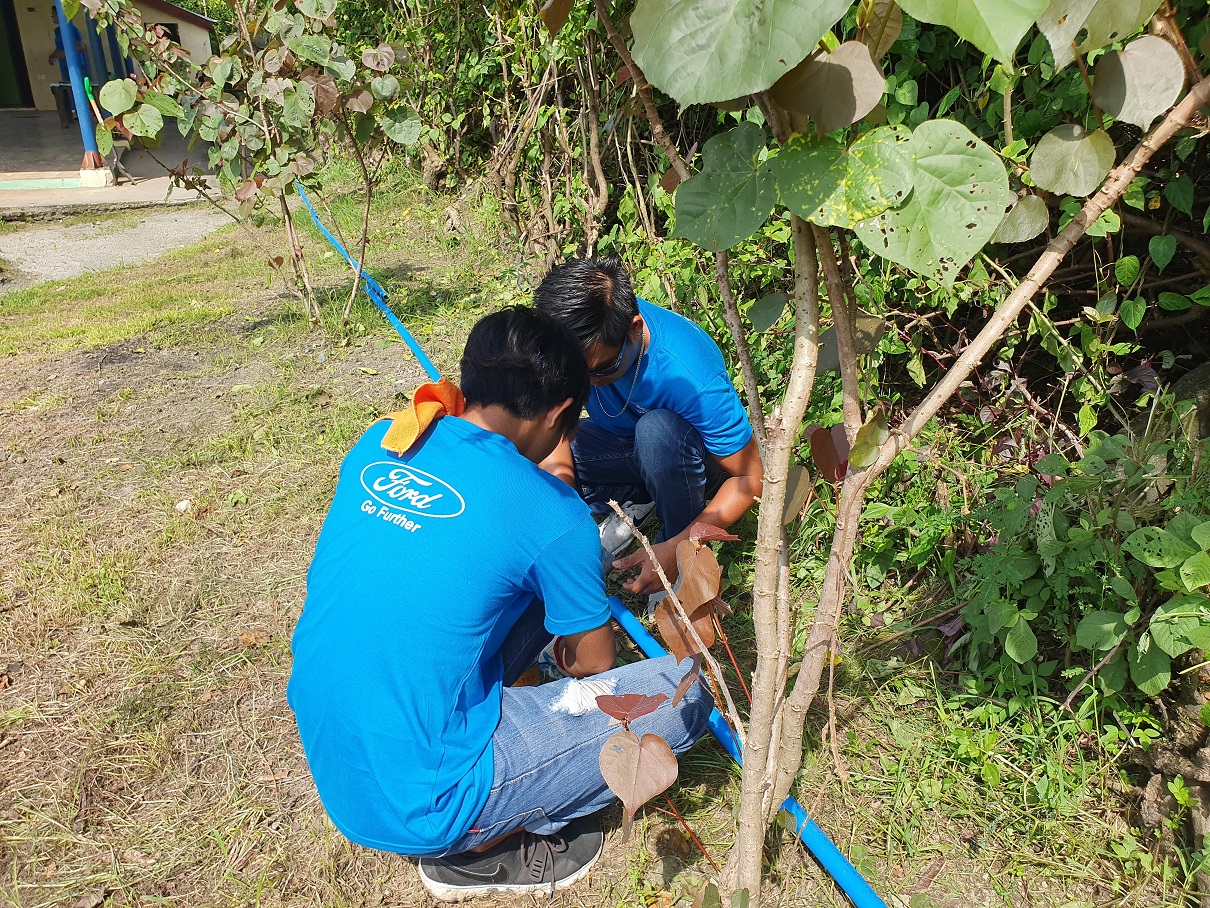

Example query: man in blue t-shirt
[288,307,711,901]
[536,258,764,597]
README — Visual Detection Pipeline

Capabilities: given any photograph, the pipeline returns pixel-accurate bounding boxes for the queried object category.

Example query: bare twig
[716,251,768,455]
[1059,641,1124,712]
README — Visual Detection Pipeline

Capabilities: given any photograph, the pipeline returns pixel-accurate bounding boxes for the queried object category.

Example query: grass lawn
[0,173,1194,908]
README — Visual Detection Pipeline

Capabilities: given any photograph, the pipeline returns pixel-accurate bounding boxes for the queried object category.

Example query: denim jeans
[571,410,727,542]
[434,597,713,856]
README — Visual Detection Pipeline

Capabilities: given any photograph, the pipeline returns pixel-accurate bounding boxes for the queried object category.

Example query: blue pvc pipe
[608,597,888,908]
[84,12,108,96]
[54,0,99,156]
[105,24,126,80]
[294,184,440,381]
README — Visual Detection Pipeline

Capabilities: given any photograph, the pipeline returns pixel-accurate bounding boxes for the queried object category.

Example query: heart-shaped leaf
[675,540,722,611]
[281,81,315,128]
[898,0,1049,62]
[122,103,163,138]
[990,194,1049,244]
[810,427,848,482]
[655,597,717,663]
[672,121,776,251]
[848,406,889,469]
[1037,0,1164,70]
[382,107,423,145]
[630,0,852,105]
[99,77,138,115]
[346,90,373,113]
[1150,235,1176,273]
[1029,124,1115,197]
[1115,255,1140,287]
[371,74,400,101]
[772,127,913,229]
[361,43,395,72]
[854,120,1008,286]
[816,308,887,372]
[769,42,886,134]
[858,0,903,62]
[747,292,787,332]
[595,692,669,724]
[599,730,679,823]
[1093,35,1185,130]
[539,0,572,36]
[297,0,337,17]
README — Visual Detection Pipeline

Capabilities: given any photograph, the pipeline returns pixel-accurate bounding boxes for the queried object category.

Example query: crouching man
[287,306,712,901]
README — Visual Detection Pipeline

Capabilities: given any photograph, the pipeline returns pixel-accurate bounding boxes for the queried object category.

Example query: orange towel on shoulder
[380,378,465,455]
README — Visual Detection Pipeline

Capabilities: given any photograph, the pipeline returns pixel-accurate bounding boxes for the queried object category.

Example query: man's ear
[629,314,644,341]
[545,397,575,431]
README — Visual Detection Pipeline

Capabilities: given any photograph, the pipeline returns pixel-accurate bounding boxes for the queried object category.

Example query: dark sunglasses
[588,337,629,378]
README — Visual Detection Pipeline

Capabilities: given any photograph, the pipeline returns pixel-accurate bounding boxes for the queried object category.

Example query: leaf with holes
[1030,125,1115,197]
[95,124,112,156]
[1093,35,1185,130]
[281,81,315,129]
[655,597,717,663]
[748,292,787,332]
[361,43,394,72]
[772,127,913,229]
[990,194,1049,243]
[596,692,669,725]
[689,523,740,543]
[1150,235,1176,273]
[599,730,679,831]
[672,122,776,251]
[630,0,851,105]
[1124,526,1197,568]
[676,540,722,611]
[122,103,163,138]
[769,42,886,134]
[99,77,138,115]
[897,0,1049,62]
[1037,0,1164,70]
[853,120,1008,286]
[848,406,889,469]
[672,653,704,707]
[858,0,903,61]
[539,0,572,36]
[1182,552,1210,591]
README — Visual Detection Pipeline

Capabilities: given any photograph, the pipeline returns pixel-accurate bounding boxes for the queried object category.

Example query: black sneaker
[417,814,603,902]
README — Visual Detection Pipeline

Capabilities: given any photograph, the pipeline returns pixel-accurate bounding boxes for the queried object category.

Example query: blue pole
[54,0,99,157]
[84,12,108,92]
[105,23,126,79]
[608,597,889,908]
[294,183,441,381]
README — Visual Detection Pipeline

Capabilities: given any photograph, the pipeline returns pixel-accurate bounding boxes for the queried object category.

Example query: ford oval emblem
[359,461,466,518]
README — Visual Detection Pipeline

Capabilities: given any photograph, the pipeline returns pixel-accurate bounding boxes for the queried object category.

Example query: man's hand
[612,537,680,595]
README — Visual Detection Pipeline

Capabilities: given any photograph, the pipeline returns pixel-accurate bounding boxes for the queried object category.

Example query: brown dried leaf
[311,74,338,115]
[858,0,903,62]
[672,653,704,707]
[346,90,373,113]
[599,729,679,821]
[688,522,740,543]
[234,179,259,203]
[659,168,682,193]
[539,0,573,37]
[614,65,632,87]
[595,692,668,724]
[770,41,886,134]
[654,597,716,663]
[361,43,394,72]
[236,629,270,647]
[675,539,721,611]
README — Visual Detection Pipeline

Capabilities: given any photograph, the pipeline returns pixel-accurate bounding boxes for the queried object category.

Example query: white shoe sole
[417,841,602,902]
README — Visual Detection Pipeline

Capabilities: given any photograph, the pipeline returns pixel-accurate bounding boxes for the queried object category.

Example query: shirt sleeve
[681,369,753,458]
[525,514,610,636]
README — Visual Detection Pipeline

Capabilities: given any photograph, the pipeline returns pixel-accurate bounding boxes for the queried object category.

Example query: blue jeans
[571,410,726,542]
[435,597,713,856]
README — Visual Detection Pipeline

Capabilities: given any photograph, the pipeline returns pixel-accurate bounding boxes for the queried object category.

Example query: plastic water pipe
[608,596,888,908]
[294,183,440,381]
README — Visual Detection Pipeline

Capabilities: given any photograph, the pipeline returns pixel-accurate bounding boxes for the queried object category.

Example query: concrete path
[0,207,231,294]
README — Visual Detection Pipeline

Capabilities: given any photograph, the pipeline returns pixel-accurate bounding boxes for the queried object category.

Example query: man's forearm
[677,473,761,541]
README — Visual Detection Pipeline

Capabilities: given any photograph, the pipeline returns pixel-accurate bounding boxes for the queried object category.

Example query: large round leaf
[772,126,913,229]
[1093,35,1185,130]
[672,121,776,251]
[1030,124,1115,197]
[98,78,138,116]
[853,120,1009,286]
[630,0,851,106]
[122,103,163,138]
[897,0,1049,62]
[769,42,886,134]
[281,81,316,129]
[1037,0,1163,70]
[990,194,1049,243]
[382,107,423,145]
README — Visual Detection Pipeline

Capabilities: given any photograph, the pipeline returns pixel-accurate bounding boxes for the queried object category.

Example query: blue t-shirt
[287,416,608,855]
[587,299,752,457]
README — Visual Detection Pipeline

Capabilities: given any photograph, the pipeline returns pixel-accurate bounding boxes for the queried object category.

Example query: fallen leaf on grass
[121,848,155,867]
[174,499,192,514]
[74,892,107,908]
[236,630,270,647]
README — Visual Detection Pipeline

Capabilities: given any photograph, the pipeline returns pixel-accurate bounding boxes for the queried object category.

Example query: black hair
[532,257,638,351]
[460,306,589,438]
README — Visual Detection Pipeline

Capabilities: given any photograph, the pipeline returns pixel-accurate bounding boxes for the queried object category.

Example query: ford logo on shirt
[359,462,466,518]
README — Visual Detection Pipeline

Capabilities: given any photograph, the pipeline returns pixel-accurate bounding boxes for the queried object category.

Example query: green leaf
[1005,618,1038,663]
[1115,255,1140,287]
[771,127,913,229]
[853,120,1009,286]
[1078,403,1098,436]
[1151,600,1198,657]
[60,0,80,19]
[282,81,316,128]
[98,78,138,116]
[381,107,423,145]
[1130,633,1172,696]
[1164,174,1194,216]
[673,122,777,251]
[1121,296,1145,331]
[990,195,1049,244]
[288,34,333,64]
[1030,125,1115,197]
[1123,526,1198,568]
[1158,292,1190,311]
[1037,0,1164,70]
[371,74,400,101]
[143,91,184,119]
[122,103,163,138]
[747,293,787,332]
[986,600,1018,635]
[897,0,1048,62]
[1035,453,1070,476]
[1093,35,1186,130]
[1076,610,1128,650]
[1149,235,1176,273]
[1182,552,1210,591]
[848,407,889,469]
[298,0,337,16]
[1123,177,1147,210]
[95,123,112,157]
[629,0,851,105]
[1109,575,1138,602]
[1193,522,1210,551]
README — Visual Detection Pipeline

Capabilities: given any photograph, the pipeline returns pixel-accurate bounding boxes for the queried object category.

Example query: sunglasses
[588,337,629,378]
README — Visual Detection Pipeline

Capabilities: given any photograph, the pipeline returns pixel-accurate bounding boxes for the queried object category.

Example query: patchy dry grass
[0,174,1190,908]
